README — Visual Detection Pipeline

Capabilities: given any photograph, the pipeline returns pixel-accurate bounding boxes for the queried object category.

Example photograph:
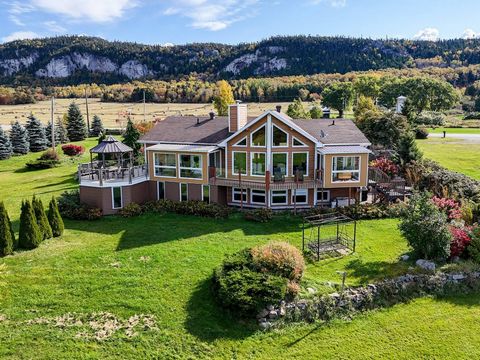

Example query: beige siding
[323,153,368,188]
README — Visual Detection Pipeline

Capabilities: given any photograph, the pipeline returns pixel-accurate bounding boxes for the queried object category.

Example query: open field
[417,138,480,179]
[2,141,480,358]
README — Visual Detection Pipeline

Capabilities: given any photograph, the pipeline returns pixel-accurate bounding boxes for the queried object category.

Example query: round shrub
[61,144,85,156]
[117,202,143,217]
[251,242,305,281]
[415,127,429,139]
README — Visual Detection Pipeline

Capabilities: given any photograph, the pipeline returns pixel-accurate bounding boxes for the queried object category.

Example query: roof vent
[276,105,282,113]
[320,130,326,138]
[209,112,215,120]
[196,117,200,125]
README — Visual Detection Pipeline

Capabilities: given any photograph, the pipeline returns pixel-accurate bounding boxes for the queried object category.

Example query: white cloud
[163,0,259,31]
[43,20,66,33]
[310,0,347,7]
[463,28,480,39]
[2,30,40,43]
[9,14,25,26]
[413,27,439,41]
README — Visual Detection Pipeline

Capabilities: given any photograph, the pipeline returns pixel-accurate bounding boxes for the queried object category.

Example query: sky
[1,0,480,45]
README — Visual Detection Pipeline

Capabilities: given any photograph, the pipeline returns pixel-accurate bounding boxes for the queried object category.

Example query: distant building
[396,96,407,113]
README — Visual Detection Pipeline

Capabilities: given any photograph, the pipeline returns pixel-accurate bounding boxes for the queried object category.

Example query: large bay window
[332,156,360,182]
[272,153,287,177]
[179,154,203,179]
[292,152,308,177]
[251,190,266,204]
[251,152,266,176]
[154,153,176,177]
[233,151,247,175]
[251,126,266,147]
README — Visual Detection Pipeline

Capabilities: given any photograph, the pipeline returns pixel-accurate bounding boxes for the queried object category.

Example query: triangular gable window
[293,137,307,147]
[251,126,266,147]
[272,125,288,147]
[234,137,247,146]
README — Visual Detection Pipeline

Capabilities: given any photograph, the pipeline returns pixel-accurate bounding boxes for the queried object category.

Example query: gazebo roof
[90,136,133,154]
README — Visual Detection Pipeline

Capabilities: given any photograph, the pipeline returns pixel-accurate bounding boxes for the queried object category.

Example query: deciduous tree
[213,80,234,116]
[321,82,354,118]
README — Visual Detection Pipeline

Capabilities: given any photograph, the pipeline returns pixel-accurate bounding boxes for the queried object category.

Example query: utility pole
[143,89,146,122]
[85,88,90,135]
[51,96,55,151]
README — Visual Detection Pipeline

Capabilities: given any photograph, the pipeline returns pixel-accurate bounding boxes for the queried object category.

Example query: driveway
[429,132,480,143]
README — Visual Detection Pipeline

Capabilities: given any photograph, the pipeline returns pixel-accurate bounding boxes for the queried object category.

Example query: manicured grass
[428,127,480,134]
[417,138,480,179]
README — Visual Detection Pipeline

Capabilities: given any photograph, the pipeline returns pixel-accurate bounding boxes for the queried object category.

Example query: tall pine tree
[18,200,42,249]
[90,115,104,137]
[0,126,13,160]
[32,196,53,240]
[122,118,141,159]
[0,202,14,256]
[56,117,69,144]
[48,197,64,237]
[66,102,87,141]
[26,114,48,152]
[9,121,29,155]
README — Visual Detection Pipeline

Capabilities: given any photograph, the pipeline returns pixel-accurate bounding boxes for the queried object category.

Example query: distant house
[78,103,371,214]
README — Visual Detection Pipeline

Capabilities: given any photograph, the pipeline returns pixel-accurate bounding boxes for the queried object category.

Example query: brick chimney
[228,101,248,132]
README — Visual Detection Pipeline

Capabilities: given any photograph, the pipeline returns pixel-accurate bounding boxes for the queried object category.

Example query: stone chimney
[228,101,248,132]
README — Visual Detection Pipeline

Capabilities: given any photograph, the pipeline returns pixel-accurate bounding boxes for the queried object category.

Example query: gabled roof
[90,136,133,154]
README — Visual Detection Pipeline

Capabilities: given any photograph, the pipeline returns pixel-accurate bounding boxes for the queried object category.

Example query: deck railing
[78,163,148,185]
[368,167,407,201]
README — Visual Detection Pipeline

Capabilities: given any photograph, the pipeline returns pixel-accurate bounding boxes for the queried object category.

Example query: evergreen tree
[398,132,423,165]
[213,80,234,116]
[56,117,69,144]
[47,197,64,237]
[0,127,13,160]
[18,200,42,249]
[0,202,14,256]
[66,102,87,141]
[90,115,104,137]
[32,196,53,240]
[9,121,29,155]
[286,98,311,119]
[122,118,141,159]
[25,114,48,152]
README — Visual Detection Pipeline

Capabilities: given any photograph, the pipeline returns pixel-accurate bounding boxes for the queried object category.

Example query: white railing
[78,164,148,185]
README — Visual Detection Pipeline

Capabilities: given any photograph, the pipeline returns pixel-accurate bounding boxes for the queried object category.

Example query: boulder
[416,259,436,272]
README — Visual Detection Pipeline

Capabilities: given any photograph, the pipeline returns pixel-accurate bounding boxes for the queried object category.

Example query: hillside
[3,35,480,85]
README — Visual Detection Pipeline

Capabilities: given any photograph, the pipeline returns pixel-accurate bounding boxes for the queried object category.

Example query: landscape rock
[416,259,436,272]
[400,255,410,261]
[307,287,316,294]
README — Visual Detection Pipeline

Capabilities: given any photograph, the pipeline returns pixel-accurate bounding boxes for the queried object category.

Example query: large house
[78,103,371,214]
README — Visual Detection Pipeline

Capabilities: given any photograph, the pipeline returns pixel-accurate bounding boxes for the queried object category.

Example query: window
[154,153,176,177]
[271,190,288,205]
[332,156,360,182]
[292,189,308,204]
[233,151,247,175]
[292,153,308,177]
[180,183,188,201]
[272,125,288,147]
[251,190,266,204]
[203,185,210,203]
[232,187,247,202]
[157,181,165,200]
[234,137,247,146]
[316,190,330,203]
[293,137,307,147]
[251,152,266,176]
[251,126,266,147]
[272,153,287,176]
[179,154,203,179]
[112,187,122,209]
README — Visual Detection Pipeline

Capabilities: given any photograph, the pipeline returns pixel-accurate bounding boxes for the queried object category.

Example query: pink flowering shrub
[431,196,462,220]
[449,226,472,258]
[369,157,399,177]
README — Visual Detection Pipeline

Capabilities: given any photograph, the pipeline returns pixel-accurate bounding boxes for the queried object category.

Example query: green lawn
[417,138,480,179]
[2,142,480,359]
[428,127,480,134]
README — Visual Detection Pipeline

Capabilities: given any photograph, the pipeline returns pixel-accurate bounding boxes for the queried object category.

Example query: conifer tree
[0,127,13,160]
[18,200,42,249]
[56,117,69,144]
[44,122,62,147]
[0,202,14,256]
[122,118,141,159]
[26,114,48,152]
[90,115,104,137]
[9,121,29,155]
[66,102,87,141]
[32,196,53,240]
[47,197,64,237]
[398,132,423,165]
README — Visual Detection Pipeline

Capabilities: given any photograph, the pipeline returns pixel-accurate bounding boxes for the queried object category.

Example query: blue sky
[1,0,480,44]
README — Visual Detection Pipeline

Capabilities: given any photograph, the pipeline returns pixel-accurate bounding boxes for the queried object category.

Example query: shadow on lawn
[344,258,410,284]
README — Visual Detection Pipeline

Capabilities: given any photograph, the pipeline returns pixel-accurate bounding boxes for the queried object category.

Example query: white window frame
[271,190,288,205]
[331,156,361,183]
[292,152,309,177]
[250,152,267,177]
[111,186,123,209]
[291,189,308,205]
[250,189,266,205]
[157,181,165,200]
[232,151,248,176]
[233,136,247,147]
[316,189,330,203]
[272,124,289,148]
[154,152,177,178]
[272,152,288,176]
[292,136,308,147]
[250,124,266,148]
[178,153,203,179]
[203,185,210,203]
[232,187,247,203]
[180,183,188,202]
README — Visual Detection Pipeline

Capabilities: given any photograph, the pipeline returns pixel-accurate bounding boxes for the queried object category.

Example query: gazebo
[89,135,133,169]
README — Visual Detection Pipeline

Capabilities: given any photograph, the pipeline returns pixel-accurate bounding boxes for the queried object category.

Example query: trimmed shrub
[58,190,102,220]
[18,200,42,249]
[48,197,64,237]
[141,199,231,219]
[39,148,60,161]
[244,208,273,222]
[251,242,305,282]
[0,202,14,256]
[415,127,429,139]
[61,144,85,156]
[117,203,143,217]
[32,196,53,240]
[26,150,60,170]
[450,226,472,258]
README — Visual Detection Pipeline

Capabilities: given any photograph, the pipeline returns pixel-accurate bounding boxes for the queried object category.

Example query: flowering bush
[450,226,472,258]
[369,157,398,177]
[432,196,462,220]
[61,144,85,156]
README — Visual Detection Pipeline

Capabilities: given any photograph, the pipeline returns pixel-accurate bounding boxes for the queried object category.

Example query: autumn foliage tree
[213,80,234,116]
